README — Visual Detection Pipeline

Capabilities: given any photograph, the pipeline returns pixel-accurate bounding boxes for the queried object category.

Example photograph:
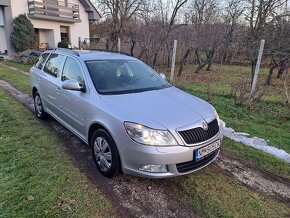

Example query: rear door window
[44,54,65,77]
[35,53,50,70]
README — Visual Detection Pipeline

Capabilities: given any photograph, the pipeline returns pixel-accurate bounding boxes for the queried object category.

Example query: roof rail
[54,48,80,56]
[90,49,131,56]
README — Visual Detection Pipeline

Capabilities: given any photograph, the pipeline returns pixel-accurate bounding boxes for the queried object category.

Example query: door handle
[56,87,61,92]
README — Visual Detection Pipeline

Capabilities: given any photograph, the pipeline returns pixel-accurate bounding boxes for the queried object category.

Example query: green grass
[223,138,290,180]
[173,165,290,218]
[0,90,112,217]
[180,89,290,154]
[3,60,32,72]
[0,65,31,95]
[158,63,288,104]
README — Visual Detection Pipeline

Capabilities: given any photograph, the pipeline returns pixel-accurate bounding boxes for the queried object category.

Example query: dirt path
[1,80,290,216]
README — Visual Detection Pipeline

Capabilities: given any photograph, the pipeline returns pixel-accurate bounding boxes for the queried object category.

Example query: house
[0,0,100,54]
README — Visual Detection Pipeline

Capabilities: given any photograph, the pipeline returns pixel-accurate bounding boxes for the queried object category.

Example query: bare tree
[150,0,189,66]
[96,0,146,50]
[244,0,287,83]
[221,0,245,64]
[187,0,222,73]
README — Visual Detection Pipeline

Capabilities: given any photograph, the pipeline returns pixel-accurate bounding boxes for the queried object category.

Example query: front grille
[176,149,219,173]
[178,119,219,145]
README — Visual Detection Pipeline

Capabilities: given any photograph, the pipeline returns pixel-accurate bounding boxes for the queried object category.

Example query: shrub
[58,41,69,48]
[230,81,267,107]
[11,14,35,52]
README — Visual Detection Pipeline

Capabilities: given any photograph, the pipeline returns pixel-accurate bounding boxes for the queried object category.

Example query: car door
[41,53,65,116]
[57,56,88,139]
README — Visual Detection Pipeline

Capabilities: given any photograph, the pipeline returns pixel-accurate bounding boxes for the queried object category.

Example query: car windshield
[86,60,171,95]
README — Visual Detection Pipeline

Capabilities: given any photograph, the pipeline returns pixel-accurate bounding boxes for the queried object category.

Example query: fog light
[138,164,168,173]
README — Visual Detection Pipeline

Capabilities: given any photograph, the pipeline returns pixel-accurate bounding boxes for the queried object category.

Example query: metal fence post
[251,39,265,95]
[170,40,177,83]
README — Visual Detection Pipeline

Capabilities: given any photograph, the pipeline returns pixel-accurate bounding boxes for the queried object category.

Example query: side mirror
[62,79,85,92]
[159,73,166,80]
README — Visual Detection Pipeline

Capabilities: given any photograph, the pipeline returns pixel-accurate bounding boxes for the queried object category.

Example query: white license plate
[194,140,220,160]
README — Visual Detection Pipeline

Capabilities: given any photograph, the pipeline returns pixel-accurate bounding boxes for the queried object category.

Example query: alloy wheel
[94,137,112,172]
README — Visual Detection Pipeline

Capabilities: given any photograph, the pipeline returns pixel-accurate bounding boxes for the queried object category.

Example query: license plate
[194,140,220,161]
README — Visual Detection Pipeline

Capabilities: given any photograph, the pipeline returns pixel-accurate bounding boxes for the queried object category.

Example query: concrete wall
[0,6,8,53]
[10,0,90,48]
[0,26,7,53]
[0,6,4,25]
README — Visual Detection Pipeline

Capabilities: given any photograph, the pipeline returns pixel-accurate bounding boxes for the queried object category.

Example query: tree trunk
[105,39,110,50]
[167,53,171,68]
[130,40,136,57]
[266,62,277,85]
[195,48,201,65]
[178,48,192,77]
[152,48,160,67]
[222,52,227,65]
[206,49,215,71]
[277,59,288,78]
[138,47,146,59]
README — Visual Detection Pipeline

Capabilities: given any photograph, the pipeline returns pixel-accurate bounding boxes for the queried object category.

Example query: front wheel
[91,129,121,178]
[33,91,47,120]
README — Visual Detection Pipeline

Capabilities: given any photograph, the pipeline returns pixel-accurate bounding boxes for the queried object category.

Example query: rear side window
[62,57,85,85]
[44,54,64,77]
[35,53,49,70]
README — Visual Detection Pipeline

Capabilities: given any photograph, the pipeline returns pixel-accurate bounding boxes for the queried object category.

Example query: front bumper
[117,131,222,178]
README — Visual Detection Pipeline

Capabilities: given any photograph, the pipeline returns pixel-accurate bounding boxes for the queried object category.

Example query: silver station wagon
[29,49,222,178]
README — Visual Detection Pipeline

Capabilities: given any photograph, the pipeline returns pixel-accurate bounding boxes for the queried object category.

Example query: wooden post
[251,39,265,95]
[170,40,177,83]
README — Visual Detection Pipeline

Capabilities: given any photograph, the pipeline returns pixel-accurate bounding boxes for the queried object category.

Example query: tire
[91,129,121,178]
[33,91,47,120]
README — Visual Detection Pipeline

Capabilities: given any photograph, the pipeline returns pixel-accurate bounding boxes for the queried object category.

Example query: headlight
[215,110,220,125]
[124,122,178,146]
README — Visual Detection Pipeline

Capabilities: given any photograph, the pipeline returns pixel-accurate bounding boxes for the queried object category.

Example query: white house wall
[10,0,90,48]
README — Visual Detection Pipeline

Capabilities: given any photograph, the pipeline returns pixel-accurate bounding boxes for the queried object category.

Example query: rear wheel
[33,91,47,120]
[91,129,121,178]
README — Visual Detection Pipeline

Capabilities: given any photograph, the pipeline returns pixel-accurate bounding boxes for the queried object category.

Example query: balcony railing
[28,0,81,23]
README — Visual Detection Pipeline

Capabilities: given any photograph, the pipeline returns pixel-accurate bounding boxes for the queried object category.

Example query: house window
[60,26,70,43]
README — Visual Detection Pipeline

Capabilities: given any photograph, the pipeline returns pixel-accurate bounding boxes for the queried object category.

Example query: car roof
[44,49,137,61]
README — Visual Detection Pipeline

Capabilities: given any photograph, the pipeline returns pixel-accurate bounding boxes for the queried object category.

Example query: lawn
[173,164,290,218]
[0,65,31,95]
[0,91,111,216]
[2,60,32,72]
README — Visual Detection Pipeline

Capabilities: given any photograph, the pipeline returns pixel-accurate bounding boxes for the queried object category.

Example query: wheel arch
[32,87,38,96]
[88,122,115,147]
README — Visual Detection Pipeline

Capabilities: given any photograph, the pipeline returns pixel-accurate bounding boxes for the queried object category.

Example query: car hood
[100,87,215,130]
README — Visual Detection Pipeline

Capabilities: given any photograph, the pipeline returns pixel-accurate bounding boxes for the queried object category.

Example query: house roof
[78,0,101,21]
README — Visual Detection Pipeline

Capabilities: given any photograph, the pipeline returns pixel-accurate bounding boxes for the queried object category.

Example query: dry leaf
[27,195,34,201]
